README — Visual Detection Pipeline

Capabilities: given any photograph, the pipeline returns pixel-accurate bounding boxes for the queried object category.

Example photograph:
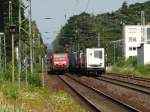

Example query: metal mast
[18,0,22,86]
[0,33,6,72]
[141,11,146,43]
[98,32,100,48]
[9,1,12,25]
[29,0,33,75]
[9,1,15,82]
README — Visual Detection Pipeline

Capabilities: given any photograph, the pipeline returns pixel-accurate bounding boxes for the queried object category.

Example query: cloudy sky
[32,0,146,47]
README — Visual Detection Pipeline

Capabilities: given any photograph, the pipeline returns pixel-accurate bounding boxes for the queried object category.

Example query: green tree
[52,1,150,64]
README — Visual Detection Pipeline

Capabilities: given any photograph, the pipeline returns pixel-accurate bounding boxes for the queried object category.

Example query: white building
[123,25,150,59]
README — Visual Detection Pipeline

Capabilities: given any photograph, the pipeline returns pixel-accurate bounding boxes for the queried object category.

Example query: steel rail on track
[58,75,101,112]
[103,74,150,88]
[107,73,150,82]
[63,74,140,112]
[97,76,150,95]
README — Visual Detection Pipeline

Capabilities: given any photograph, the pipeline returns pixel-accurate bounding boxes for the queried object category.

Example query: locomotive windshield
[54,56,66,60]
[94,51,102,59]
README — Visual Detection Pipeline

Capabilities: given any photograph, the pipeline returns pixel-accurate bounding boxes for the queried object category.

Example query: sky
[32,0,147,48]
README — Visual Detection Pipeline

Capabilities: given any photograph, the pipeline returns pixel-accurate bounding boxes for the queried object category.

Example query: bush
[1,82,19,100]
[28,73,41,87]
[137,64,150,75]
[34,64,42,73]
[115,57,137,68]
[112,57,150,78]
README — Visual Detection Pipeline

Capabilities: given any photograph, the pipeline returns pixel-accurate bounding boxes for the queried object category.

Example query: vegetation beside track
[111,57,150,78]
[49,90,86,112]
[0,83,86,112]
[0,64,86,112]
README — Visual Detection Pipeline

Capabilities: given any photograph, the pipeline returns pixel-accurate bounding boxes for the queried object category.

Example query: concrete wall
[137,44,150,65]
[137,45,144,65]
[144,44,150,64]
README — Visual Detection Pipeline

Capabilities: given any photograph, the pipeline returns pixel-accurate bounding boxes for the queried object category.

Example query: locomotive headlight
[54,62,59,64]
[62,61,67,64]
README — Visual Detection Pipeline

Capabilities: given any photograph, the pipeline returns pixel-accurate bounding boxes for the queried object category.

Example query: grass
[0,82,86,112]
[0,63,87,112]
[49,91,86,112]
[0,81,46,112]
[111,57,150,78]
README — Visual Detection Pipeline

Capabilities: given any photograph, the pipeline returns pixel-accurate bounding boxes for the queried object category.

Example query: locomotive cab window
[54,56,65,60]
[94,51,102,59]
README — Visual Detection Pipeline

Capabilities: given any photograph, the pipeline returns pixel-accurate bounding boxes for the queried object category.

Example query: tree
[52,0,150,64]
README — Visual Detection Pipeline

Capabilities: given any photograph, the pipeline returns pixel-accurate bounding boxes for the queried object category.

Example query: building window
[133,47,136,50]
[129,47,132,51]
[129,47,137,51]
[133,37,136,42]
[129,37,132,42]
[128,28,137,33]
[129,37,136,42]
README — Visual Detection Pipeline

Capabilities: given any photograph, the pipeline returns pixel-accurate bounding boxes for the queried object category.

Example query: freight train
[47,48,105,75]
[69,48,105,76]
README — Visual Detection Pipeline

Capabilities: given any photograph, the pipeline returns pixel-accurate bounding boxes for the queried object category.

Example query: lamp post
[9,25,16,83]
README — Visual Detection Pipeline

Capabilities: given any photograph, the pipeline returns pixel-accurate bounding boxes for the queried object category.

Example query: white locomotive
[69,48,105,76]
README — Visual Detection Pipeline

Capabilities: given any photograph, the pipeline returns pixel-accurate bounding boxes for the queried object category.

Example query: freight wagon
[70,48,105,76]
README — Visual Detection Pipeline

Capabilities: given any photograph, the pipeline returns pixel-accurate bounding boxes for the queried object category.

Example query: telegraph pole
[29,0,33,75]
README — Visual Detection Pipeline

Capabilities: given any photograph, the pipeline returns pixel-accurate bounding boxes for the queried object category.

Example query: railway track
[97,76,150,94]
[59,75,139,112]
[106,73,150,87]
[107,73,150,81]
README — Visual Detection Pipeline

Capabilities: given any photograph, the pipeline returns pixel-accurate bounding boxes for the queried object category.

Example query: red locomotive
[48,53,69,73]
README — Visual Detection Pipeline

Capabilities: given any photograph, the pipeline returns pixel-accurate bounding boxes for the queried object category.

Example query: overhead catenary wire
[84,0,90,12]
[72,0,79,15]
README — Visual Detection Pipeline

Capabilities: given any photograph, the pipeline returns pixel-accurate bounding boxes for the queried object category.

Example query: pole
[9,1,11,24]
[98,32,100,48]
[33,34,35,65]
[141,11,145,43]
[0,36,1,72]
[18,0,22,86]
[12,33,15,82]
[25,57,28,86]
[29,0,33,75]
[42,58,45,88]
[9,1,12,25]
[9,1,15,82]
[4,35,6,71]
[114,43,116,64]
